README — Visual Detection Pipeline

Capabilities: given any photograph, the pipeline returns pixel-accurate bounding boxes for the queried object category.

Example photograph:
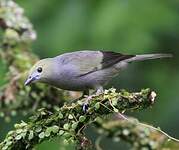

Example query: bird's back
[55,50,134,76]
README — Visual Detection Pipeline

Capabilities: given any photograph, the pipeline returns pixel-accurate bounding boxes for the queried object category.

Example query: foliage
[0,88,165,149]
[0,0,179,150]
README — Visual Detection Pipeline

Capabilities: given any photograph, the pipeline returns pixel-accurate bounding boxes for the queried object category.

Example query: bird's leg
[68,90,89,105]
[82,89,90,98]
[95,86,104,95]
[82,86,103,112]
[72,90,89,102]
[82,89,91,112]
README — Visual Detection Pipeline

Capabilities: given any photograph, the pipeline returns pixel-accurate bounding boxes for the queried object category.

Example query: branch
[1,1,179,150]
[94,116,179,150]
[0,0,68,121]
[0,88,156,149]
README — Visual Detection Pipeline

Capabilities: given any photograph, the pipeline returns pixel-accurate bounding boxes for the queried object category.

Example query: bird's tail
[125,53,173,63]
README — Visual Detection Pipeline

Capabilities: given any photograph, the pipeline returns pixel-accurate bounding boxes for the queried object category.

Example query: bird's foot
[82,103,89,113]
[82,95,93,113]
[96,88,104,96]
[82,87,104,113]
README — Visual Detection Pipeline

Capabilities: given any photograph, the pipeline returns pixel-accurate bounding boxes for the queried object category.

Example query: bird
[25,50,172,98]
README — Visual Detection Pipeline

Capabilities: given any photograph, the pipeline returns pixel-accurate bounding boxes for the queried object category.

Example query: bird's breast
[46,66,89,91]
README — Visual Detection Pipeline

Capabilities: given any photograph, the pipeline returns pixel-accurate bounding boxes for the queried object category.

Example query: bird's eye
[37,67,42,73]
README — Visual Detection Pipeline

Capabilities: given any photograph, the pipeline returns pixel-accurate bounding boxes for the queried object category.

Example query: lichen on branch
[1,1,179,150]
[0,88,156,150]
[94,116,179,150]
[0,0,68,121]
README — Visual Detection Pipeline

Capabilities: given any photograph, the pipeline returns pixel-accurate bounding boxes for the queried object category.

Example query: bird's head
[24,58,55,86]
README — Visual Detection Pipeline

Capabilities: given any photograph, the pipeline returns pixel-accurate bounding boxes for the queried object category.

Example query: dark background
[1,0,179,149]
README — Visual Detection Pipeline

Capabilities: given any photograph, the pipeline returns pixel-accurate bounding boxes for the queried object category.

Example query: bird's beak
[24,77,35,86]
[24,75,40,86]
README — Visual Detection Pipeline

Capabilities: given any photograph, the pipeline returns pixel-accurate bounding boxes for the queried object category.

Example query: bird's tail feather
[125,53,173,63]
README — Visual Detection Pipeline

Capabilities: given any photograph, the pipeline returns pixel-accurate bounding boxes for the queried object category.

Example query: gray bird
[25,50,172,95]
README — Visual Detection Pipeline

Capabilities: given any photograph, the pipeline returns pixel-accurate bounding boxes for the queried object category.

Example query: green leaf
[35,126,42,133]
[71,122,78,130]
[68,137,75,143]
[45,130,51,137]
[111,99,118,106]
[21,132,27,138]
[15,135,22,140]
[63,123,70,130]
[5,141,12,146]
[39,132,45,139]
[122,129,129,136]
[63,132,71,138]
[79,116,86,122]
[51,125,59,133]
[58,130,65,136]
[14,124,20,129]
[95,102,100,110]
[0,112,5,117]
[20,121,27,127]
[113,108,119,112]
[58,112,63,119]
[28,131,34,140]
[68,114,73,119]
[63,139,69,145]
[2,146,8,150]
[16,129,23,134]
[7,136,13,140]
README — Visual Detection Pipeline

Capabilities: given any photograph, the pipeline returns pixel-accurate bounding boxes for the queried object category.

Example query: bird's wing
[57,51,135,76]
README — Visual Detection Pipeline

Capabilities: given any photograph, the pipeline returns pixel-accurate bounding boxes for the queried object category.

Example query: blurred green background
[1,0,179,149]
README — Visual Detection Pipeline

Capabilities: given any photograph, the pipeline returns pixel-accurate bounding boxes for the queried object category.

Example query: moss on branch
[0,88,156,149]
[0,0,68,121]
[1,1,179,150]
[94,117,179,150]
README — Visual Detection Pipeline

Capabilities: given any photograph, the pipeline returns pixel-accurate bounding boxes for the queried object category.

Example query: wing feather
[57,50,135,76]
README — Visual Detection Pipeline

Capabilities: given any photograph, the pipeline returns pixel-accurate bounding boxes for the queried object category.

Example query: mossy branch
[0,0,68,121]
[0,88,156,149]
[1,1,179,150]
[94,117,179,150]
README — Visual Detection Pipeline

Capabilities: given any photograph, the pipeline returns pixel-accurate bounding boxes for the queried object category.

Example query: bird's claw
[82,96,92,113]
[82,103,89,113]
